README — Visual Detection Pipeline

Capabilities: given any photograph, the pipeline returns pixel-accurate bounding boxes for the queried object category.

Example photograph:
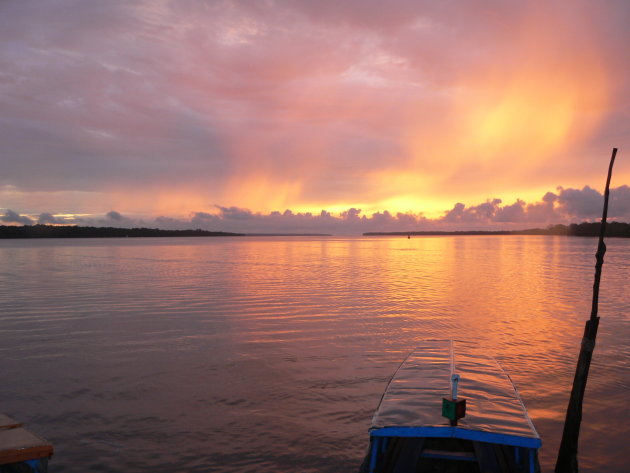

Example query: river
[0,235,628,472]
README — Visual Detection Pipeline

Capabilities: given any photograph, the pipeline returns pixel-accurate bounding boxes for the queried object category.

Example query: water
[0,235,628,472]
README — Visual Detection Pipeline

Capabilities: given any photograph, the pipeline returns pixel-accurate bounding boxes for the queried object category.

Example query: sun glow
[470,90,573,160]
[464,66,608,167]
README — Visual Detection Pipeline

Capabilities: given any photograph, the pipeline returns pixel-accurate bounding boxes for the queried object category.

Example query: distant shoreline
[0,225,244,239]
[364,222,630,238]
[1,222,628,239]
[244,233,333,237]
[0,225,335,239]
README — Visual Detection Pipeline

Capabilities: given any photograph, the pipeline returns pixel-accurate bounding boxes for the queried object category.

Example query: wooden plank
[422,448,476,461]
[0,445,53,465]
[0,427,53,465]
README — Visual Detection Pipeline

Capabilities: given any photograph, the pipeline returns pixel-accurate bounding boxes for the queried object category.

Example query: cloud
[545,184,630,221]
[1,209,33,225]
[1,0,628,217]
[435,186,630,227]
[534,185,630,222]
[494,200,527,223]
[37,212,64,224]
[213,206,254,220]
[608,185,630,217]
[4,185,630,234]
[553,185,603,218]
[442,199,503,223]
[106,210,123,221]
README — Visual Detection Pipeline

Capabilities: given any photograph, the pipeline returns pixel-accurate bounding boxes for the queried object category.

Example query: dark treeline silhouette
[1,222,629,239]
[566,221,630,237]
[365,221,630,237]
[0,225,244,239]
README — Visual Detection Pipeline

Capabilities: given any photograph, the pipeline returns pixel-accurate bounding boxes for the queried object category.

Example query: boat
[0,413,53,473]
[359,340,541,473]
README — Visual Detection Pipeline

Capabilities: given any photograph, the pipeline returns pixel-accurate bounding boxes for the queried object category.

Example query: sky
[1,0,629,234]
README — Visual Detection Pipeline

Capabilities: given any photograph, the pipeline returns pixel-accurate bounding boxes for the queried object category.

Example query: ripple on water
[0,236,628,473]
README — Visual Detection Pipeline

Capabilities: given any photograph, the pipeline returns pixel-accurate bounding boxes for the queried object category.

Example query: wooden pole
[555,147,618,473]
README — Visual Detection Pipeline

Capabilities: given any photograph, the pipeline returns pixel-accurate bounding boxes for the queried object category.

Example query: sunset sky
[1,0,629,233]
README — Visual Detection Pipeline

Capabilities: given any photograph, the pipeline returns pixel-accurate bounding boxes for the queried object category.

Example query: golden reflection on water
[213,235,628,472]
[217,235,591,350]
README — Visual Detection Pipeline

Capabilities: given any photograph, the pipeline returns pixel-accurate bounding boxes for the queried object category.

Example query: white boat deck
[370,340,541,449]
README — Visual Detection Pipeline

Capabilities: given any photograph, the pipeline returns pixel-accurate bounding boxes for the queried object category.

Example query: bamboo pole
[555,147,618,473]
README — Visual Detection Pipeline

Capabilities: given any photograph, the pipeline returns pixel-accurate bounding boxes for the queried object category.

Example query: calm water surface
[0,236,628,472]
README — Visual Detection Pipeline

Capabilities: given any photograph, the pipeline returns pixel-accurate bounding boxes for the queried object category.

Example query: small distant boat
[0,413,53,473]
[359,340,541,473]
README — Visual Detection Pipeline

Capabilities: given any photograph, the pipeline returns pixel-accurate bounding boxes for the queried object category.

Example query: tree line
[528,222,630,237]
[365,221,630,237]
[0,225,244,239]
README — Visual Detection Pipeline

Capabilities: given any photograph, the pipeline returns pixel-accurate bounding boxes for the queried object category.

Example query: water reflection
[0,236,627,472]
